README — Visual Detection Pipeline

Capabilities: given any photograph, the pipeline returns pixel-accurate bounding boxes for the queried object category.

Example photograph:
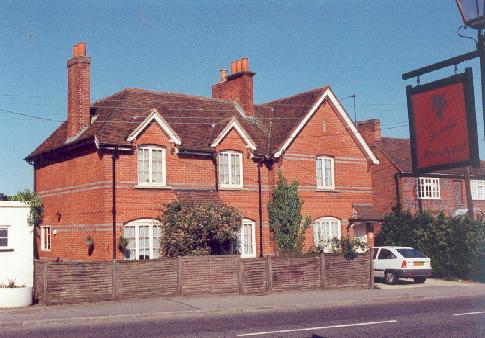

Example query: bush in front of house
[376,209,485,281]
[159,200,241,257]
[268,172,312,255]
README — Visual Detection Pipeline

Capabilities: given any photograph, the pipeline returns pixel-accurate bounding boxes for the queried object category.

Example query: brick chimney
[212,57,255,116]
[357,119,381,146]
[67,42,91,139]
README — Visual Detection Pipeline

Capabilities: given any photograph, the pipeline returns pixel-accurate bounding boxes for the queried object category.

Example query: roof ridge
[381,136,409,141]
[112,87,236,105]
[260,85,328,105]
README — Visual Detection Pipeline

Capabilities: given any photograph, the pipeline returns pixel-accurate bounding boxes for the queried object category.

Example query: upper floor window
[316,156,334,189]
[0,227,8,248]
[471,180,485,200]
[41,226,51,251]
[219,151,243,189]
[313,217,341,253]
[137,146,166,187]
[417,177,440,200]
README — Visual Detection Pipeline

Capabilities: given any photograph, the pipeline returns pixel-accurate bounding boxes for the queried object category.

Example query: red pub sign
[406,68,479,173]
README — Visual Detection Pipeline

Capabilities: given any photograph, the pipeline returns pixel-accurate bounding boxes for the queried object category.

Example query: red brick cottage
[357,119,485,219]
[26,43,381,261]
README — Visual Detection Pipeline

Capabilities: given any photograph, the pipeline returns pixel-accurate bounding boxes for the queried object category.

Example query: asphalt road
[2,295,485,337]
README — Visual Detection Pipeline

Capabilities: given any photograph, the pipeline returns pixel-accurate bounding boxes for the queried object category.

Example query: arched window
[233,219,256,258]
[313,217,341,253]
[219,151,243,189]
[123,219,161,260]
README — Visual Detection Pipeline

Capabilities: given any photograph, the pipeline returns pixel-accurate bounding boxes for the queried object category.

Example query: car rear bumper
[395,269,432,278]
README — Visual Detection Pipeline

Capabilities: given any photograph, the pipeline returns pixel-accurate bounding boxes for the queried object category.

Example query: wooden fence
[33,252,373,305]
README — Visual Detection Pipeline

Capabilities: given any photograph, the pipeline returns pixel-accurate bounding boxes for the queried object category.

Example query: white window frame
[471,180,485,200]
[123,219,161,260]
[313,217,341,253]
[41,226,51,251]
[239,219,256,259]
[316,156,335,190]
[417,177,441,200]
[219,150,243,189]
[136,145,167,187]
[0,226,9,249]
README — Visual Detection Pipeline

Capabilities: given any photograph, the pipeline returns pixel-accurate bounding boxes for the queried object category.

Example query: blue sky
[0,1,484,195]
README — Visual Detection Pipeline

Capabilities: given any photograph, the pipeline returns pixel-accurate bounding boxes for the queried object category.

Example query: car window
[396,248,427,258]
[373,248,379,259]
[377,249,396,259]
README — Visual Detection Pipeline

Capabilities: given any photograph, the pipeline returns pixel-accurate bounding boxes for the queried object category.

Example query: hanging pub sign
[406,67,479,174]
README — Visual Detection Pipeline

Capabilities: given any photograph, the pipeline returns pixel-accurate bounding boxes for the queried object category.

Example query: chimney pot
[72,44,79,57]
[230,61,237,74]
[241,57,249,72]
[77,42,86,56]
[219,69,228,82]
[236,60,242,73]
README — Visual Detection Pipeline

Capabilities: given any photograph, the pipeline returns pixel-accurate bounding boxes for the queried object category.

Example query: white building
[0,201,33,287]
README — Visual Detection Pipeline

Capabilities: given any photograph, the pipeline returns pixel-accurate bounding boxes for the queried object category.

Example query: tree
[268,172,311,255]
[376,209,485,280]
[159,200,242,257]
[9,189,44,228]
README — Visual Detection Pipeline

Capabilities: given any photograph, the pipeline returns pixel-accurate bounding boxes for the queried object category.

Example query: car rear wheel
[385,271,398,285]
[414,277,426,284]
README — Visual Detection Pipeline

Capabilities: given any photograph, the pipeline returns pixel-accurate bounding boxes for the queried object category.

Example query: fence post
[177,256,183,295]
[369,249,374,289]
[43,262,48,304]
[237,257,243,295]
[209,256,212,294]
[320,254,326,289]
[112,260,117,300]
[266,256,272,293]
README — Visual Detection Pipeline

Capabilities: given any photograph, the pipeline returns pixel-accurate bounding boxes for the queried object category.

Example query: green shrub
[268,172,311,255]
[376,210,485,280]
[159,200,241,257]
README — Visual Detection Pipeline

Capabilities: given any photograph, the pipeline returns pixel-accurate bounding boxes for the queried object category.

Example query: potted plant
[0,279,32,308]
[118,235,129,253]
[85,235,95,256]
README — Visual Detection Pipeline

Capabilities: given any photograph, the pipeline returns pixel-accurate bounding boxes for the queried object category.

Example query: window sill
[219,186,244,191]
[135,184,171,190]
[0,248,14,252]
[40,249,51,252]
[316,188,338,193]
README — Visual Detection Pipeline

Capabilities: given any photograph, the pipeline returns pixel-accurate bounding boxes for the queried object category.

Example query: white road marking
[453,311,485,316]
[236,320,398,337]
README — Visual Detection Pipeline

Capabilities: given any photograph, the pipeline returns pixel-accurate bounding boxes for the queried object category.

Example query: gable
[210,117,257,151]
[127,109,181,145]
[273,87,379,164]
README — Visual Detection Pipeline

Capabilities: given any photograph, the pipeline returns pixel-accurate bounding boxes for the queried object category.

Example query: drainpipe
[213,152,219,192]
[257,158,264,257]
[112,148,118,260]
[394,172,401,211]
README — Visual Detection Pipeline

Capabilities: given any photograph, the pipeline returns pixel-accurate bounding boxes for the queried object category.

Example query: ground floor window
[236,219,256,258]
[0,227,8,247]
[313,217,341,253]
[123,219,161,260]
[41,226,51,251]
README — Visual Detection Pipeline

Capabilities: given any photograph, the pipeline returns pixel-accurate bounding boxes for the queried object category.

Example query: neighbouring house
[26,42,381,261]
[0,201,33,287]
[357,119,485,220]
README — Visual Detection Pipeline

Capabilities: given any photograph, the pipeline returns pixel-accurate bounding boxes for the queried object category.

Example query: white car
[373,246,432,284]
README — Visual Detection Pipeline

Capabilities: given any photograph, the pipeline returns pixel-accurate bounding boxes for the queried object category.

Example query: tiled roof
[27,86,329,160]
[351,204,382,221]
[174,189,222,206]
[377,137,485,177]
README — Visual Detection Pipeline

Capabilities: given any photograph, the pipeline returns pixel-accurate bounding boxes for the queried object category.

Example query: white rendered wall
[0,201,33,287]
